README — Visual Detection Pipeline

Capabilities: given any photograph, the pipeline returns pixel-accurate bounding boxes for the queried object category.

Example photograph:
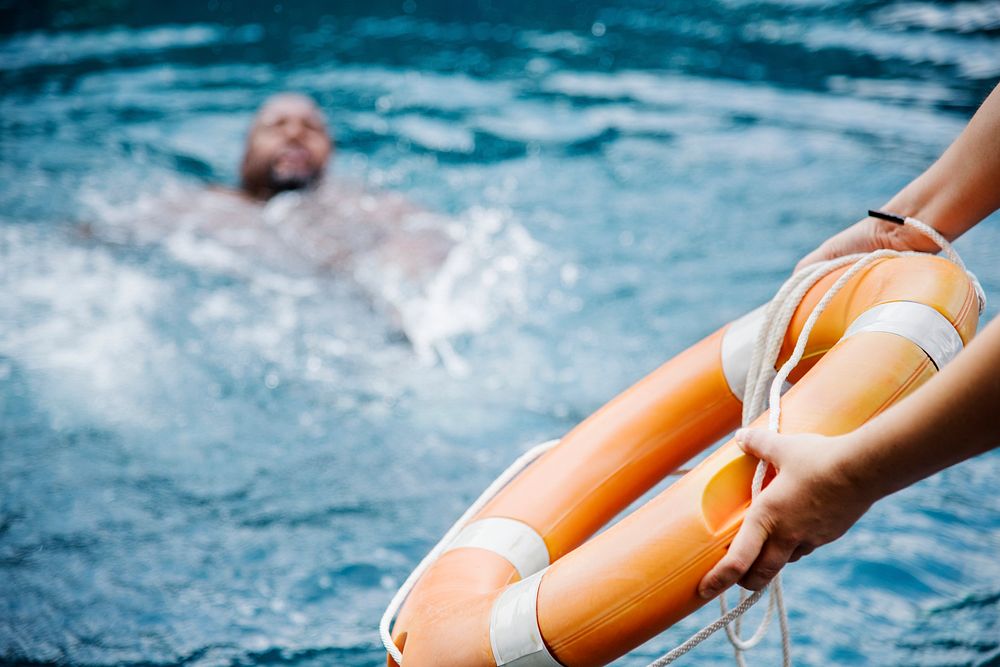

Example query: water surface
[2,2,1000,665]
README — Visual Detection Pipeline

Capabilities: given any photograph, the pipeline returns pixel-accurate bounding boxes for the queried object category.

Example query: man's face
[240,94,332,199]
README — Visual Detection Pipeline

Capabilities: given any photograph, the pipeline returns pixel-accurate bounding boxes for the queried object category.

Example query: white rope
[379,439,559,665]
[647,216,984,667]
[381,216,985,667]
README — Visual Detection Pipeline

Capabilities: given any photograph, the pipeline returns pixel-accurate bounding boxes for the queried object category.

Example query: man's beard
[267,166,321,195]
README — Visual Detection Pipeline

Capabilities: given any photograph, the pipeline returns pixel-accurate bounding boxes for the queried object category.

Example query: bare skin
[700,82,1000,599]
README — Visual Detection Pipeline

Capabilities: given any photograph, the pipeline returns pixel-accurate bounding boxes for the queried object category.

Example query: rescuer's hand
[794,215,941,273]
[697,428,876,598]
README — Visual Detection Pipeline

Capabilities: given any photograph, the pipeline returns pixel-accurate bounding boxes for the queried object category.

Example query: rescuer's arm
[698,315,1000,599]
[796,82,1000,271]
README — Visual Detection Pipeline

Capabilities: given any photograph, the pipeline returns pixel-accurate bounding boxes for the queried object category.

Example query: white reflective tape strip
[444,518,550,580]
[721,305,767,401]
[844,301,963,370]
[490,571,562,667]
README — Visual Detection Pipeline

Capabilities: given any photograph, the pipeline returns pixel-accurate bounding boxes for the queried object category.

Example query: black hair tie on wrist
[868,209,906,225]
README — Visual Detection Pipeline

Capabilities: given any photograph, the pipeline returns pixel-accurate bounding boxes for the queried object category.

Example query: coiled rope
[381,217,984,667]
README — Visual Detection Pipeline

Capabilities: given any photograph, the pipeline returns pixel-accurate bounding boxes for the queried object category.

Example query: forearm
[883,83,1000,241]
[843,316,1000,502]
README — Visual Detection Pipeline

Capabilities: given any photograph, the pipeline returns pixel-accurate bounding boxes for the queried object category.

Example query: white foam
[0,228,176,430]
[0,24,263,71]
[394,116,476,153]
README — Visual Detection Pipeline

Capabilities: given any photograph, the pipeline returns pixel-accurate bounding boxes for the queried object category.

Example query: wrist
[882,176,971,243]
[827,426,898,507]
[881,191,930,228]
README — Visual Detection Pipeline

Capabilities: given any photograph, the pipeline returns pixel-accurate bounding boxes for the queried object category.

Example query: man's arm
[699,314,1000,599]
[797,82,1000,270]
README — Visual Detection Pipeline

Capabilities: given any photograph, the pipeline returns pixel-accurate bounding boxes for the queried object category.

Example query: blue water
[3,2,1000,665]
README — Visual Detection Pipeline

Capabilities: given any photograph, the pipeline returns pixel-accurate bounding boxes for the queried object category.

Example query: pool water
[2,2,1000,665]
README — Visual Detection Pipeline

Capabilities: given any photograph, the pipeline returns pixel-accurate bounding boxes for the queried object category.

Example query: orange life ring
[388,254,979,667]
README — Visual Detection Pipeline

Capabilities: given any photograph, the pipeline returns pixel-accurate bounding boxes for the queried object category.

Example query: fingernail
[699,584,718,600]
[735,428,748,442]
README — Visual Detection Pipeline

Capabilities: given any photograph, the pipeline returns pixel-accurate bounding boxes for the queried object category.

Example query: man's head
[240,93,332,200]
